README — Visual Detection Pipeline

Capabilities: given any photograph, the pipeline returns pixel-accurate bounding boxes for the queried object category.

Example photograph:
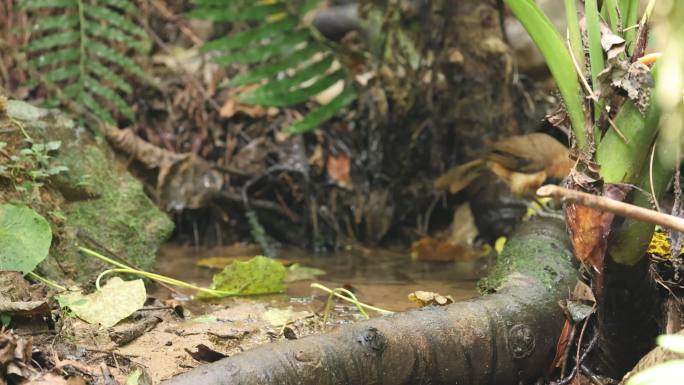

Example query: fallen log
[163,217,576,385]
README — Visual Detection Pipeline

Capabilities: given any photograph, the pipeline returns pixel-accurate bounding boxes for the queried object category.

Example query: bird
[434,132,573,198]
[434,132,573,242]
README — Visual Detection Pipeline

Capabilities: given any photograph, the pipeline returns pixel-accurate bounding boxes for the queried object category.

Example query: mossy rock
[1,100,173,282]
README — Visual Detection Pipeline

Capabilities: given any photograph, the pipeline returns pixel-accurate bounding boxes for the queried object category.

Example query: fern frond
[26,0,150,124]
[197,0,356,133]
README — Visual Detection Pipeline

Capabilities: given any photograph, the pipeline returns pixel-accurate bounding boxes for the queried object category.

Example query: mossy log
[163,217,576,385]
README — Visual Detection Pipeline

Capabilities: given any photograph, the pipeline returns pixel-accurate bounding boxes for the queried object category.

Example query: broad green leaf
[56,277,146,327]
[286,86,356,133]
[602,0,620,33]
[0,204,52,274]
[229,43,321,86]
[203,16,298,52]
[204,255,286,297]
[504,0,586,149]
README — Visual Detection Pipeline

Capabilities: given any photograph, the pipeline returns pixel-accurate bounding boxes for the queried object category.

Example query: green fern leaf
[203,16,299,52]
[215,29,311,66]
[239,69,346,107]
[89,61,133,94]
[191,3,286,22]
[84,22,150,53]
[84,76,134,120]
[25,31,79,52]
[21,0,77,9]
[44,65,80,83]
[30,14,79,33]
[88,41,145,78]
[98,0,137,13]
[241,55,335,100]
[30,48,80,68]
[300,0,323,13]
[229,43,321,86]
[81,91,115,124]
[286,86,356,134]
[82,4,147,37]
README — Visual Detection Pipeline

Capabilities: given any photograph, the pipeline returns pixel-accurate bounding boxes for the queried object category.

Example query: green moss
[3,100,174,283]
[478,223,573,293]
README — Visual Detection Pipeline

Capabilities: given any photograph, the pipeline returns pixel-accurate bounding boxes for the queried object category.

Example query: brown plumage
[434,133,573,197]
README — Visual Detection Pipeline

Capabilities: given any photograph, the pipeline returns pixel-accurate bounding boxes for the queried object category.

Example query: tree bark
[162,217,576,385]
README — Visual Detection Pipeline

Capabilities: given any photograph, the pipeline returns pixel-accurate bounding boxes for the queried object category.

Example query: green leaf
[214,29,311,66]
[286,86,356,134]
[89,61,133,94]
[239,68,346,107]
[88,41,145,78]
[504,0,586,149]
[25,31,80,52]
[203,16,298,52]
[82,91,115,124]
[203,256,286,298]
[240,54,334,100]
[82,4,147,38]
[43,65,80,82]
[21,0,77,9]
[84,76,134,120]
[602,0,620,33]
[127,369,142,385]
[84,22,149,53]
[0,204,52,274]
[29,47,80,68]
[229,43,321,86]
[585,0,605,124]
[31,14,79,33]
[56,277,147,327]
[620,0,639,53]
[191,3,286,21]
[98,0,137,13]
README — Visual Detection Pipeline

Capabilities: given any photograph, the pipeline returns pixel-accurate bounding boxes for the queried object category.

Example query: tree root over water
[163,217,576,385]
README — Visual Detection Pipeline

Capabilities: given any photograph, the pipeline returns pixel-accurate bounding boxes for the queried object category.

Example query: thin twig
[537,185,684,233]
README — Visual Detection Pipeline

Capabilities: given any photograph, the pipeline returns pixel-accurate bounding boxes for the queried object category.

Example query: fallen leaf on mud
[0,330,36,381]
[262,307,313,327]
[326,152,351,188]
[201,256,286,298]
[564,301,595,323]
[127,368,142,385]
[284,264,326,282]
[25,373,70,385]
[572,281,595,303]
[408,291,454,307]
[57,278,147,328]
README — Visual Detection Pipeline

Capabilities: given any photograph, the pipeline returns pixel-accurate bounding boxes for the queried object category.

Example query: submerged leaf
[0,204,52,274]
[204,256,286,297]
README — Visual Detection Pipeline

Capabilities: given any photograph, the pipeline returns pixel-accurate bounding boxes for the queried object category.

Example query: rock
[1,100,174,282]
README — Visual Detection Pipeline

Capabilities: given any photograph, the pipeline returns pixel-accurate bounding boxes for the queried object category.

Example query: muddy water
[154,244,485,312]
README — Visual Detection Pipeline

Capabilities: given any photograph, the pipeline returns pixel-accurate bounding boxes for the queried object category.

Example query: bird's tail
[433,159,486,194]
